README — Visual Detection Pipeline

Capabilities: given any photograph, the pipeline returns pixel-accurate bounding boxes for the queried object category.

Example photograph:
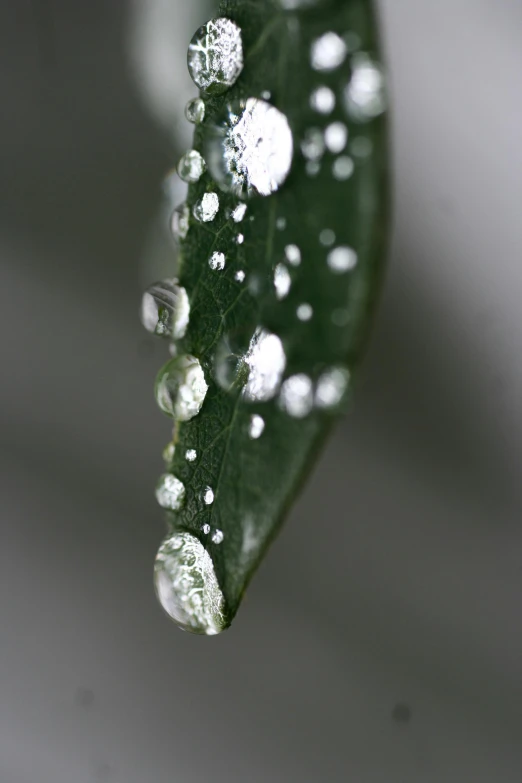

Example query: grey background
[1,1,522,781]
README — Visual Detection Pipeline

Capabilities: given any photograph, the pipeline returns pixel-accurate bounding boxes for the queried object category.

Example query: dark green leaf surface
[161,0,388,630]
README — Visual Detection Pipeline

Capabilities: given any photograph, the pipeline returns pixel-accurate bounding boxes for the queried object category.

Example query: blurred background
[1,1,522,781]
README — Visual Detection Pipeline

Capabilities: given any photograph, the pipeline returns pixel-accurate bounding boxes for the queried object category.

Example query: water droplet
[154,532,226,635]
[193,192,219,222]
[204,98,293,197]
[209,251,225,271]
[278,374,314,418]
[332,155,354,180]
[249,414,265,439]
[297,303,313,321]
[170,203,190,241]
[285,244,301,266]
[306,161,321,177]
[236,233,245,245]
[177,150,206,183]
[163,442,176,464]
[187,18,243,95]
[185,97,206,124]
[327,245,358,273]
[310,32,347,72]
[203,486,214,505]
[316,366,350,408]
[301,127,325,161]
[235,270,245,282]
[324,122,348,153]
[212,529,224,544]
[319,228,336,247]
[260,90,271,100]
[140,279,190,339]
[351,136,373,158]
[155,474,186,511]
[345,54,386,121]
[231,203,247,222]
[243,328,287,402]
[274,263,291,300]
[310,85,335,114]
[185,449,197,462]
[276,217,287,231]
[202,523,211,535]
[155,355,209,421]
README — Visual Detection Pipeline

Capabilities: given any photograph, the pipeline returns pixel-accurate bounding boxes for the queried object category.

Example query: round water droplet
[170,203,190,241]
[301,127,325,161]
[274,263,291,300]
[249,414,265,439]
[187,17,243,95]
[332,155,354,180]
[154,532,226,635]
[231,203,247,222]
[278,374,314,418]
[203,97,293,198]
[193,192,219,222]
[236,233,245,245]
[202,523,211,535]
[276,217,287,231]
[315,366,350,408]
[235,270,246,283]
[185,97,206,124]
[243,328,287,402]
[319,228,336,247]
[310,32,347,72]
[177,150,206,183]
[324,122,348,154]
[185,449,197,462]
[209,251,225,271]
[310,86,335,114]
[297,303,313,321]
[203,486,214,505]
[344,54,386,121]
[155,355,209,421]
[212,529,224,544]
[155,474,186,511]
[327,245,358,273]
[140,279,190,340]
[285,244,301,266]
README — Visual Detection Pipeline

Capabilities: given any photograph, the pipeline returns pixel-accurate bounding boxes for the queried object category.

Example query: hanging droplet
[155,474,186,511]
[140,279,190,339]
[209,251,225,271]
[155,355,209,421]
[345,54,386,121]
[185,449,197,462]
[243,328,287,402]
[154,532,227,635]
[185,97,206,124]
[203,97,293,198]
[310,32,347,72]
[193,192,220,222]
[327,246,358,273]
[170,203,190,241]
[187,18,243,95]
[177,150,206,183]
[274,264,291,300]
[278,374,314,418]
[203,486,215,505]
[315,367,350,408]
[249,414,265,439]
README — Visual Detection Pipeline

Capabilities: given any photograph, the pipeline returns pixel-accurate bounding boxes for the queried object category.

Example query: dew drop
[231,203,247,222]
[154,532,226,635]
[212,529,224,544]
[235,270,246,283]
[187,17,243,95]
[185,449,197,462]
[155,474,186,511]
[260,90,271,100]
[274,263,291,300]
[170,203,190,241]
[276,217,287,231]
[185,97,206,124]
[278,374,314,418]
[243,328,287,402]
[315,366,350,408]
[301,127,325,161]
[203,486,214,505]
[324,122,348,153]
[249,414,265,439]
[310,85,335,114]
[177,150,206,183]
[327,245,358,273]
[332,155,354,180]
[202,523,211,535]
[319,228,336,247]
[193,192,219,222]
[236,233,245,245]
[155,355,209,421]
[345,54,386,121]
[285,244,301,266]
[209,251,225,271]
[140,279,190,340]
[297,303,313,321]
[310,32,347,72]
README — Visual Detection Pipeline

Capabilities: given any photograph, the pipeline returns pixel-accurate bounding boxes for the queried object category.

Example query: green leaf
[152,0,388,633]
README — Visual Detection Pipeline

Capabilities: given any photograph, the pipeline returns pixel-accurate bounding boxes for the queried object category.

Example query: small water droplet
[155,355,209,421]
[243,328,287,402]
[193,192,219,222]
[187,18,243,95]
[316,366,350,408]
[185,449,197,462]
[343,30,361,52]
[345,54,386,121]
[163,442,176,464]
[332,155,354,180]
[236,233,245,245]
[212,529,224,544]
[249,414,265,439]
[154,532,226,635]
[310,85,335,114]
[297,303,313,321]
[155,474,186,511]
[324,122,348,153]
[301,127,325,161]
[231,203,247,222]
[306,161,321,176]
[319,228,336,247]
[185,97,206,124]
[327,245,358,273]
[351,136,373,158]
[278,374,314,418]
[209,251,225,270]
[310,32,347,72]
[177,149,206,183]
[140,279,190,339]
[285,244,301,266]
[276,217,287,230]
[202,523,211,535]
[260,90,271,100]
[274,263,291,300]
[235,270,246,282]
[170,203,190,241]
[203,486,214,505]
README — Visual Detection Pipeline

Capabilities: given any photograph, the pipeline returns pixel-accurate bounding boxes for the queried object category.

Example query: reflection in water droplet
[203,486,214,505]
[249,414,265,439]
[235,270,245,282]
[276,217,287,230]
[171,203,190,241]
[274,263,291,300]
[327,246,358,273]
[278,374,314,418]
[187,18,243,95]
[311,32,347,72]
[204,98,293,197]
[163,442,176,465]
[212,529,224,544]
[185,97,206,124]
[154,532,226,635]
[177,150,206,183]
[209,251,225,270]
[155,474,186,511]
[185,449,197,462]
[332,155,354,180]
[297,303,313,321]
[310,86,335,114]
[285,244,301,266]
[231,203,247,222]
[244,328,287,402]
[155,355,209,421]
[351,136,373,158]
[140,279,190,339]
[316,366,350,408]
[319,228,336,247]
[301,127,325,161]
[345,54,386,121]
[324,122,348,153]
[193,192,219,222]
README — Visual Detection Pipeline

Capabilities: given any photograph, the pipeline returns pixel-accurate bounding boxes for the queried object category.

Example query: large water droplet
[193,192,220,222]
[177,150,206,183]
[344,54,386,121]
[154,532,226,635]
[185,97,206,124]
[187,18,243,95]
[155,355,209,421]
[140,279,190,340]
[203,98,293,198]
[243,328,286,402]
[170,203,190,241]
[278,374,314,418]
[155,474,186,511]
